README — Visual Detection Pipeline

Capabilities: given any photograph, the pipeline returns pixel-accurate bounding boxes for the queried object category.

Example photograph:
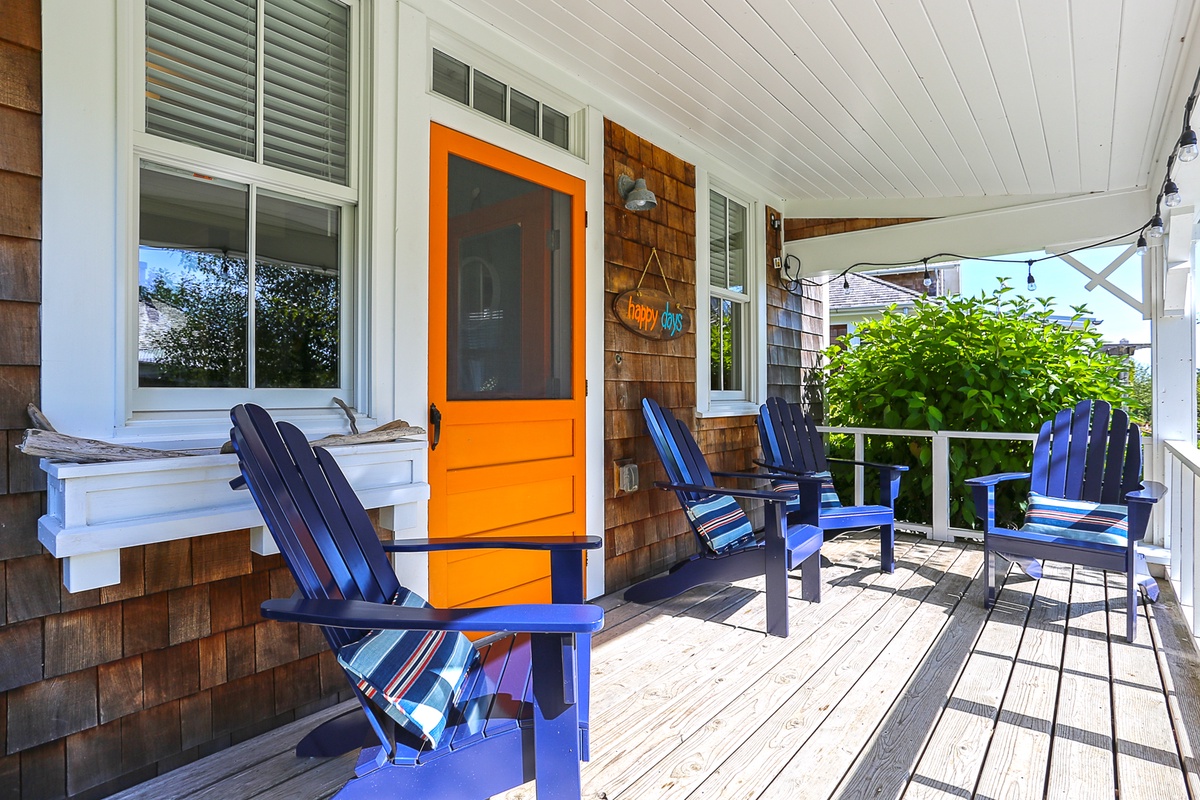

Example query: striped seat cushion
[771,470,843,514]
[336,588,478,748]
[1019,492,1130,547]
[684,493,756,554]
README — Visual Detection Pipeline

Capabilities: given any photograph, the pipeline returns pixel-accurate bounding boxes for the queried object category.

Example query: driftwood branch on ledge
[17,429,196,463]
[309,419,425,448]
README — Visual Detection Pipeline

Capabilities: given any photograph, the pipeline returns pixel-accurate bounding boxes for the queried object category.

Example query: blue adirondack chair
[623,398,824,637]
[757,397,907,573]
[228,403,603,800]
[965,399,1165,642]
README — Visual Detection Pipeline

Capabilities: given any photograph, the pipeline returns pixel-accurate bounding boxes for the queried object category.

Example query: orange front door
[428,124,587,608]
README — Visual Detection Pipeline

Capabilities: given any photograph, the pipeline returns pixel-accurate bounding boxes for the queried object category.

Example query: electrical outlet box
[613,459,639,493]
[772,256,782,270]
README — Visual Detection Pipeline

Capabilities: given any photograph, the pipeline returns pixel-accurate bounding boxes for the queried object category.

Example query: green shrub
[823,283,1129,528]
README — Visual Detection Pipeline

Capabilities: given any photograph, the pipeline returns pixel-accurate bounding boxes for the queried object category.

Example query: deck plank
[973,561,1072,800]
[901,563,1031,800]
[588,538,943,800]
[753,545,982,800]
[1145,578,1200,798]
[1044,566,1116,799]
[1109,572,1190,800]
[613,540,957,799]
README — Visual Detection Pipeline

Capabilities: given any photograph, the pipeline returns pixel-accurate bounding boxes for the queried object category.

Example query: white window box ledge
[38,439,429,592]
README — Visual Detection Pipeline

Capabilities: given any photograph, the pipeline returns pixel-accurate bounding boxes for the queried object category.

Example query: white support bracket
[1051,246,1147,316]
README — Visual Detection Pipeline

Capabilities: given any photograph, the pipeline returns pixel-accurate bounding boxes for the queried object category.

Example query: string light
[1149,214,1165,238]
[1136,235,1148,256]
[1180,128,1199,162]
[1025,260,1036,292]
[921,258,932,287]
[1164,179,1182,207]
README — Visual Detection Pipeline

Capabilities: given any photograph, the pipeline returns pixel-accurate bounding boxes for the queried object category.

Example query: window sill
[38,438,428,592]
[696,401,760,419]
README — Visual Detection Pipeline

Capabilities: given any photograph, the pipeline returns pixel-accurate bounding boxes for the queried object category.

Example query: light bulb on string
[1164,179,1183,208]
[1181,128,1199,162]
[921,259,932,288]
[1149,214,1165,238]
[1136,235,1148,256]
[1026,261,1037,292]
[842,273,850,290]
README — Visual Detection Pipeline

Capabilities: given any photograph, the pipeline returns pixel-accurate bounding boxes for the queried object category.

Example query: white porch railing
[821,425,1160,545]
[1164,439,1200,633]
[820,425,1039,541]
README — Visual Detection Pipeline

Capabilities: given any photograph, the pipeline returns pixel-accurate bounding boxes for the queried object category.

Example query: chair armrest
[655,481,795,503]
[261,597,604,635]
[1127,481,1167,505]
[826,457,909,474]
[751,460,827,482]
[964,472,1031,487]
[384,535,602,553]
[229,475,247,490]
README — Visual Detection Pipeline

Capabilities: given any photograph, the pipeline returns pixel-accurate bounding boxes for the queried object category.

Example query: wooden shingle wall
[602,121,809,592]
[766,206,825,414]
[0,4,346,796]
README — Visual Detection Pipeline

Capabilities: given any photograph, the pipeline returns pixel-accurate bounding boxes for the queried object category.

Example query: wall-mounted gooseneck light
[616,174,657,211]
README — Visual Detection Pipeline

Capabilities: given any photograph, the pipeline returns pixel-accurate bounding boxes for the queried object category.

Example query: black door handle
[429,403,442,450]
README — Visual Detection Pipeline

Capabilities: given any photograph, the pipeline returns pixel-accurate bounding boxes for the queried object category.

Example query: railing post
[931,433,952,542]
[854,433,864,507]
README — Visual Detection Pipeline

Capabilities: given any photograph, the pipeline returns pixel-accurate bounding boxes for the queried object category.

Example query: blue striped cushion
[685,493,755,554]
[1020,492,1129,547]
[336,589,477,748]
[771,471,842,514]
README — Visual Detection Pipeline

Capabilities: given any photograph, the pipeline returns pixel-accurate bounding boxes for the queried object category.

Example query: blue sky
[958,245,1152,363]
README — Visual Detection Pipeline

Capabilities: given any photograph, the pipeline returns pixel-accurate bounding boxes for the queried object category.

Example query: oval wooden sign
[613,288,690,340]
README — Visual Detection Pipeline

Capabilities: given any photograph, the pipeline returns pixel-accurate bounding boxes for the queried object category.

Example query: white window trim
[695,172,767,418]
[44,0,395,447]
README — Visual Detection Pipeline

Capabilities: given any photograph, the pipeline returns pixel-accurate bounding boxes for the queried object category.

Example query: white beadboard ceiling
[449,0,1200,212]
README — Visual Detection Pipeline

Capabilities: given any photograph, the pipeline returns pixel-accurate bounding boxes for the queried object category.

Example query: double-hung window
[135,0,357,412]
[708,188,750,400]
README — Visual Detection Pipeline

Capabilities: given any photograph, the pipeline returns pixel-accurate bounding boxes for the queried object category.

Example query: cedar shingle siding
[0,4,347,796]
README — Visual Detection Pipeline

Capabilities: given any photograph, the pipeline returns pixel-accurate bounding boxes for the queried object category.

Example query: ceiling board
[449,0,1199,210]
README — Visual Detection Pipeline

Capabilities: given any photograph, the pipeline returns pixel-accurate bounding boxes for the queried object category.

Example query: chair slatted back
[642,398,715,504]
[759,397,828,474]
[230,404,401,650]
[1028,399,1141,506]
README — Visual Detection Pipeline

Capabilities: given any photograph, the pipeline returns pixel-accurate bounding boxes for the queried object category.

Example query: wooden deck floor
[112,531,1200,800]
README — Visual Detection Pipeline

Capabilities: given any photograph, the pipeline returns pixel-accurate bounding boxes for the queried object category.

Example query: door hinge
[585,211,589,228]
[585,379,589,397]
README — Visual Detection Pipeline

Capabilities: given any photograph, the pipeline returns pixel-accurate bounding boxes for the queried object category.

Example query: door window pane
[446,155,572,400]
[254,194,340,387]
[138,165,249,387]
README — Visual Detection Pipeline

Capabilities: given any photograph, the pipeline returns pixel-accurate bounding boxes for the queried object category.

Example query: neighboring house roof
[830,271,927,312]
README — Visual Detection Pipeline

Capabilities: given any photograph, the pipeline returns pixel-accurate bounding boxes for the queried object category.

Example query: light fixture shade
[1164,179,1182,208]
[1181,129,1199,162]
[1149,214,1165,238]
[617,174,658,211]
[1136,235,1148,255]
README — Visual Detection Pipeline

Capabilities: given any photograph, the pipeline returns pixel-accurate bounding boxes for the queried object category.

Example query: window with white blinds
[708,189,750,397]
[146,0,351,185]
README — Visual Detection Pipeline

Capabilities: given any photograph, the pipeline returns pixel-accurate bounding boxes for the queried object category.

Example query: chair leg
[984,546,997,609]
[800,549,821,603]
[1126,568,1137,644]
[530,633,583,797]
[879,524,895,574]
[1135,552,1160,602]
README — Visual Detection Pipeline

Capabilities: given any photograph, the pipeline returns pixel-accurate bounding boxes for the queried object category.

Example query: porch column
[1150,207,1197,555]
